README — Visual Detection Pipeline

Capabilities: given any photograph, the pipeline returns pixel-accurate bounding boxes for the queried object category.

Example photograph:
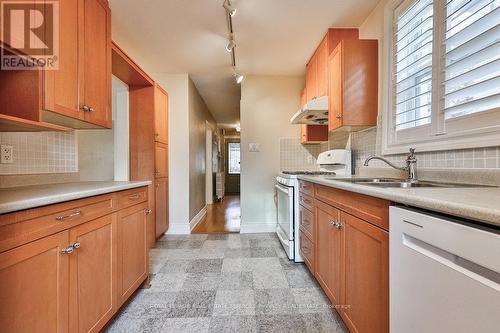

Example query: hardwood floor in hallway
[192,196,241,233]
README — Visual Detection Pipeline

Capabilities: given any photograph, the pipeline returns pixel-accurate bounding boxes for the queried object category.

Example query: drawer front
[299,205,314,240]
[299,192,314,211]
[299,180,314,196]
[116,187,148,210]
[299,230,314,272]
[0,195,113,253]
[315,184,389,231]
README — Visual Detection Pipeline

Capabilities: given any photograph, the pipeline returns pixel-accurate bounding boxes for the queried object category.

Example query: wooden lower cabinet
[117,203,148,306]
[314,200,342,306]
[0,231,69,333]
[69,214,116,333]
[155,178,169,238]
[341,212,389,333]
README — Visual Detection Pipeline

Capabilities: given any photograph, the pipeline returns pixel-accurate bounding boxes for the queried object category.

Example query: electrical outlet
[1,145,13,164]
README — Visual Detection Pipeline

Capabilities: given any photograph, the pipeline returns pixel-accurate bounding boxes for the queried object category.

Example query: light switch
[248,143,260,152]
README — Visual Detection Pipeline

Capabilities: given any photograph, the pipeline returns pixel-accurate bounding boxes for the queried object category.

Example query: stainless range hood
[290,96,329,125]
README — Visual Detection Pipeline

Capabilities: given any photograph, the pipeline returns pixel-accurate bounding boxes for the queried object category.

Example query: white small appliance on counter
[275,149,352,262]
[390,207,500,332]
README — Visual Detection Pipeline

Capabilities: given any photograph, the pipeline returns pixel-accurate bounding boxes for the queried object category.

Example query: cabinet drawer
[299,230,314,272]
[299,180,314,196]
[0,195,113,253]
[299,205,314,240]
[116,187,148,210]
[315,184,389,231]
[299,192,314,211]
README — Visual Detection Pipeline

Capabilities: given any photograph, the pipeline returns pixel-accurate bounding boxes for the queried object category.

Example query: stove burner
[282,171,336,175]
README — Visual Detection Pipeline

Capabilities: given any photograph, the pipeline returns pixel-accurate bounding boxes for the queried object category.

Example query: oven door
[275,183,294,259]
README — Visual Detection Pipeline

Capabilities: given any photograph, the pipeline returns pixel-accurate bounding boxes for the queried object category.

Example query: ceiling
[109,0,380,127]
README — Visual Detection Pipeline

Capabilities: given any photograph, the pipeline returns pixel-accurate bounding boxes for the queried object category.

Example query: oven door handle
[275,183,292,196]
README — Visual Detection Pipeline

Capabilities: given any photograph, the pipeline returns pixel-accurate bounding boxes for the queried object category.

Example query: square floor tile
[147,273,186,292]
[196,248,225,259]
[257,314,306,333]
[159,317,210,333]
[252,270,289,289]
[218,271,253,290]
[254,289,298,315]
[177,239,205,249]
[301,312,347,333]
[207,234,229,240]
[208,315,258,333]
[159,260,193,274]
[244,258,282,272]
[182,273,221,291]
[213,290,255,316]
[166,291,216,318]
[186,259,223,273]
[292,288,331,313]
[284,269,318,289]
[250,247,278,258]
[224,248,251,258]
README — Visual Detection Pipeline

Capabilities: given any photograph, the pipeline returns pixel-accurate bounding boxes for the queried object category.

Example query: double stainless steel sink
[327,177,493,188]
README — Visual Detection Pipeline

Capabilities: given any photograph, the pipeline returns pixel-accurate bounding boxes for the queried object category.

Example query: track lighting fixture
[223,0,237,17]
[233,69,244,84]
[226,38,236,52]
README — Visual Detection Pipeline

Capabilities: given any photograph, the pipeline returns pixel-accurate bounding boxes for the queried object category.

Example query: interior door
[0,231,69,333]
[82,0,111,127]
[69,214,116,333]
[225,140,240,194]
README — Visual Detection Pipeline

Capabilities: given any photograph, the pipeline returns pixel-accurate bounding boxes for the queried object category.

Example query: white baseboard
[189,205,207,231]
[166,223,191,235]
[240,222,277,234]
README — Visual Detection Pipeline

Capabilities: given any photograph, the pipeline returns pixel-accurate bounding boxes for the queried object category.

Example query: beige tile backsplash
[280,138,322,171]
[0,132,78,175]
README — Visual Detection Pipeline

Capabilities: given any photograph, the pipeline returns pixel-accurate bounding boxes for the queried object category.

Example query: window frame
[227,142,241,175]
[382,0,500,155]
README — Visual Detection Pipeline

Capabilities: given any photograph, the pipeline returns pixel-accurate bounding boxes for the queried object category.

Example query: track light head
[223,0,237,17]
[234,72,244,84]
[226,38,236,52]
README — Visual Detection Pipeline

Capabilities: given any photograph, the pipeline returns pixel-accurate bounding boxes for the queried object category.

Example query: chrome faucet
[363,148,418,182]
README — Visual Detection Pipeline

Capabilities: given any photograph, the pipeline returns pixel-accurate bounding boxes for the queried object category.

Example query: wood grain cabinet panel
[340,212,389,333]
[316,37,329,97]
[155,178,169,238]
[306,56,318,102]
[117,203,148,306]
[154,85,168,145]
[299,204,314,240]
[0,231,69,333]
[155,143,168,178]
[299,230,315,272]
[314,200,342,306]
[69,214,116,333]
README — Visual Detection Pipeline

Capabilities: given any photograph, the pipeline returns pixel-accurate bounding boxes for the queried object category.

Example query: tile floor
[105,233,347,333]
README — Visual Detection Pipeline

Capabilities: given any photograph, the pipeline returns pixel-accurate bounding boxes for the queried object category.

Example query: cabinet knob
[88,107,94,112]
[145,209,152,215]
[334,222,343,230]
[61,245,74,254]
[155,183,160,189]
[80,105,90,112]
[73,242,81,249]
[335,115,342,119]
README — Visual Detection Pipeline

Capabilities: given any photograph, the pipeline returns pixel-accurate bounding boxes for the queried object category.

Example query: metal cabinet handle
[334,222,343,230]
[155,183,160,189]
[145,209,152,215]
[335,115,342,119]
[73,242,81,249]
[61,245,74,254]
[128,194,140,200]
[88,107,94,112]
[56,210,82,222]
[80,105,89,112]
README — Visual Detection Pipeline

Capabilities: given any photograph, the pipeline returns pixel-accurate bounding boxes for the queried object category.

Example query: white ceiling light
[223,0,237,17]
[226,38,236,52]
[236,126,241,132]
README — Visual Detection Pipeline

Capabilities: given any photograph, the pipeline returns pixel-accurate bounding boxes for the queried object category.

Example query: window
[383,0,500,154]
[227,142,240,174]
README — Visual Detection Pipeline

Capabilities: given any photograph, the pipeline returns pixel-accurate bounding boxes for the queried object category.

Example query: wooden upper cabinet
[328,40,378,132]
[44,0,80,121]
[0,231,70,333]
[340,212,389,333]
[306,55,318,102]
[81,0,112,128]
[155,178,169,237]
[154,84,168,145]
[42,0,112,129]
[316,37,329,97]
[69,214,116,333]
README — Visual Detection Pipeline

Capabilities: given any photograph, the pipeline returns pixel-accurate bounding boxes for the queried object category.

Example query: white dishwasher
[390,207,500,333]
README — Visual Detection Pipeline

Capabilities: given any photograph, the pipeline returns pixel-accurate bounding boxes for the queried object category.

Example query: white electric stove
[275,149,352,262]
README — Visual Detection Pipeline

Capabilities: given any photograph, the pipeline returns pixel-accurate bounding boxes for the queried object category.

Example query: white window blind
[393,0,434,131]
[444,0,500,119]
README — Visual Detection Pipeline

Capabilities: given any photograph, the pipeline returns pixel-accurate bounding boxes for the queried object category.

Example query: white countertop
[0,181,152,214]
[298,175,500,228]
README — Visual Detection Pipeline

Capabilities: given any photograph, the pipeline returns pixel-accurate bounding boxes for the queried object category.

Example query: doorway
[225,139,240,195]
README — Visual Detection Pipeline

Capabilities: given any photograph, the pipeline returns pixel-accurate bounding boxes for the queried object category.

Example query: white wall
[112,77,130,181]
[152,73,191,234]
[240,75,303,233]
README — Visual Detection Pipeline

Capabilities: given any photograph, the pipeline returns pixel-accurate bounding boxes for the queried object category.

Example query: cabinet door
[306,55,317,102]
[300,125,308,144]
[154,85,168,145]
[341,212,389,333]
[155,178,169,237]
[69,214,116,333]
[117,203,148,306]
[316,37,329,97]
[329,45,343,131]
[315,201,342,306]
[82,0,111,128]
[0,231,69,333]
[44,0,81,120]
[155,143,168,178]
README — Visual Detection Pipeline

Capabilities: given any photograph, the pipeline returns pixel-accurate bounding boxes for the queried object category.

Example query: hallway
[192,196,241,233]
[105,233,347,333]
